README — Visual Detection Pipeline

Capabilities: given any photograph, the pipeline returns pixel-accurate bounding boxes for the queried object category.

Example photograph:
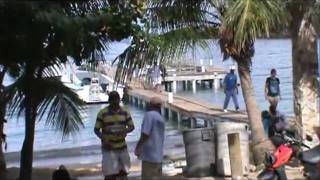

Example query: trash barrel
[183,127,215,177]
[216,122,250,177]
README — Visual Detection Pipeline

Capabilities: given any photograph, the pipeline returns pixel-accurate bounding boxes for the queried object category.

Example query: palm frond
[113,25,219,84]
[33,77,85,138]
[6,73,85,138]
[222,0,287,53]
[147,0,220,32]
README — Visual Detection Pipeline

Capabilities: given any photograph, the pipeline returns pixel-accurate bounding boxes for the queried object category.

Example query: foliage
[0,0,144,135]
[114,0,220,84]
[219,0,287,62]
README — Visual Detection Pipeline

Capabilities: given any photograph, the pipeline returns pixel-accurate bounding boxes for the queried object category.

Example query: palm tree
[5,64,85,180]
[0,82,7,178]
[114,0,286,165]
[218,0,287,164]
[286,1,319,143]
[0,1,145,179]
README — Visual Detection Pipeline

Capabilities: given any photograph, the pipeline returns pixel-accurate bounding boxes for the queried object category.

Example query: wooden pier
[128,88,248,129]
[164,66,227,93]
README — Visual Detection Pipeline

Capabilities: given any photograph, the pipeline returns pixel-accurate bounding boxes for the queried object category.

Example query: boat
[60,62,123,104]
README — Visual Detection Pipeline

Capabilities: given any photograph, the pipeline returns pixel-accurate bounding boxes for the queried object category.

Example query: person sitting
[261,110,271,137]
[52,165,71,180]
[267,105,292,147]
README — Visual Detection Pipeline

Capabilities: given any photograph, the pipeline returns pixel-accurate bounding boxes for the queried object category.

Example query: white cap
[230,65,236,70]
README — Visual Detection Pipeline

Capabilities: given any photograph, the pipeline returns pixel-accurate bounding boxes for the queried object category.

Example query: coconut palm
[0,1,144,179]
[286,0,319,143]
[114,0,287,164]
[4,64,86,180]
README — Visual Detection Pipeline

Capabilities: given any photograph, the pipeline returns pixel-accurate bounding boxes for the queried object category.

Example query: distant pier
[163,66,227,93]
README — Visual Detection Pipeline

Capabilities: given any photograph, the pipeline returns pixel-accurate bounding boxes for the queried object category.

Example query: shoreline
[5,130,185,179]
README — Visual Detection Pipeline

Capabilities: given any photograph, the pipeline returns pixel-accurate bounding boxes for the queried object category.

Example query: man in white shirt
[135,96,165,179]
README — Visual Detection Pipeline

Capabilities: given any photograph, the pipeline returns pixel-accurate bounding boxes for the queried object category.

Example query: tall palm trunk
[19,95,36,180]
[0,68,7,178]
[19,65,37,180]
[0,106,6,178]
[237,59,274,165]
[288,2,319,144]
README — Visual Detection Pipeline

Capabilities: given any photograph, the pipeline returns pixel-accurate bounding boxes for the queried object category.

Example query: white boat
[60,63,123,104]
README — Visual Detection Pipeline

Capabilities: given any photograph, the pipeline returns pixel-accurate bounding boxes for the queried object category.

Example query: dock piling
[192,80,196,93]
[172,81,177,93]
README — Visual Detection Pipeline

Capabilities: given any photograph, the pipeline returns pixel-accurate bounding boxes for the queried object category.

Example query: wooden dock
[128,88,248,129]
[164,66,227,93]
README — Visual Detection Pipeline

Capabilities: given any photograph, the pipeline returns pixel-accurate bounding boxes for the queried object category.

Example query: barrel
[183,127,215,177]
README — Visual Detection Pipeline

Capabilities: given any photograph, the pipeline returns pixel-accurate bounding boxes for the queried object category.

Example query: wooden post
[177,111,182,130]
[214,73,220,89]
[228,133,243,178]
[161,106,165,117]
[172,81,177,93]
[139,99,143,108]
[164,82,168,92]
[214,79,220,89]
[134,97,138,106]
[168,109,173,121]
[190,118,197,128]
[142,100,147,110]
[182,81,186,91]
[192,80,196,94]
[204,120,208,127]
[200,59,205,72]
[209,80,213,89]
[200,80,205,88]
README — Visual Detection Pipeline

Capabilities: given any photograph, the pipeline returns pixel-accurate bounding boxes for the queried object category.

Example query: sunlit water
[4,39,294,153]
[178,39,293,115]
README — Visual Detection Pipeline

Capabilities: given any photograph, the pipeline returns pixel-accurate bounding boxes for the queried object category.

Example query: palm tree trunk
[237,59,274,165]
[0,107,6,178]
[0,68,7,178]
[19,96,36,180]
[288,3,319,144]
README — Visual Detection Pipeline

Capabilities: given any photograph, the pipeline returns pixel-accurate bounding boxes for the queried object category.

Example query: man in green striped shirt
[94,91,135,180]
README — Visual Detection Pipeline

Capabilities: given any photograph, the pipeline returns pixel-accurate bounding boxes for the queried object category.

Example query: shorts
[267,96,280,106]
[142,161,162,179]
[102,148,131,176]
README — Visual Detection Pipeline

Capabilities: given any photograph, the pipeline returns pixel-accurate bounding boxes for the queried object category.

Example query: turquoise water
[4,39,294,153]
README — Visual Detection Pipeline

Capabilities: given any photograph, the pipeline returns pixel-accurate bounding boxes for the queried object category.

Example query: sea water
[4,39,294,153]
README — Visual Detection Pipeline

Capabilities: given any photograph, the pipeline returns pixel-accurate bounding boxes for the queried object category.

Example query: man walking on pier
[94,91,135,180]
[135,96,165,179]
[223,65,239,112]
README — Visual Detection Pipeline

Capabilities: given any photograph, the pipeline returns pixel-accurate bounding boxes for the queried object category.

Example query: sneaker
[223,109,228,112]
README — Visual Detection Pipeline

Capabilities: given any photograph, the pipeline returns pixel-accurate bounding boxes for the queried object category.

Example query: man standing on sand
[94,91,135,180]
[265,69,281,108]
[223,65,239,112]
[135,97,165,179]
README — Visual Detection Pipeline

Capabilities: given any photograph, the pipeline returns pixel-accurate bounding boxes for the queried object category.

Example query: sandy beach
[4,129,306,180]
[4,130,186,180]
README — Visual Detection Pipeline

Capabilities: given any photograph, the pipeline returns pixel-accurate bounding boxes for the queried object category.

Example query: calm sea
[4,39,293,153]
